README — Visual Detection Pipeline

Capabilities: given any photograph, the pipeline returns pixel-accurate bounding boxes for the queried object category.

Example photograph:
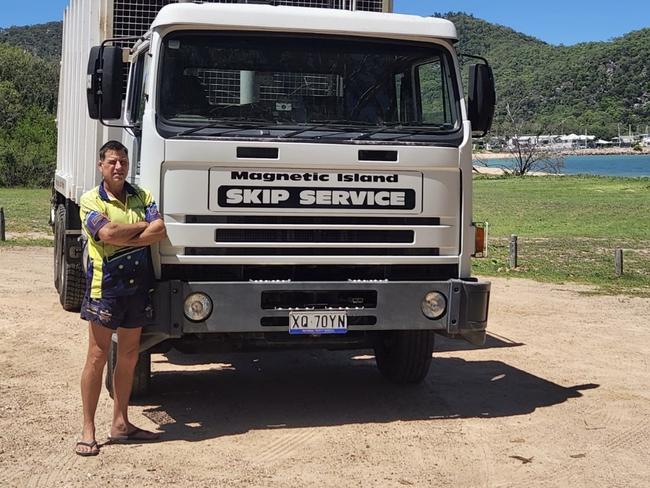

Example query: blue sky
[396,0,650,45]
[1,0,648,45]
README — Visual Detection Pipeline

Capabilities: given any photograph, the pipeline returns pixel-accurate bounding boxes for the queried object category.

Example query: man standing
[75,140,167,456]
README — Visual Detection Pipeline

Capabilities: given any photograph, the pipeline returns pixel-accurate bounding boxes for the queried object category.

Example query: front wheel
[374,330,435,384]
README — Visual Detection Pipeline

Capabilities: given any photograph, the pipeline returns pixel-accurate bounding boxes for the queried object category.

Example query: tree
[0,42,59,187]
[496,101,565,176]
[0,80,23,127]
[0,42,59,114]
[0,106,56,187]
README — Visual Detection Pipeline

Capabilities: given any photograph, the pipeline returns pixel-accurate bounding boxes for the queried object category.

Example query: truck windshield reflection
[159,33,460,139]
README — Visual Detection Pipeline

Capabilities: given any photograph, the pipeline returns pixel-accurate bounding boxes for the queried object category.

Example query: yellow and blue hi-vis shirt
[79,181,162,299]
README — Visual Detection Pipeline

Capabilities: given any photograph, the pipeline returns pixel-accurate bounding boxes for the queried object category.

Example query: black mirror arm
[125,123,142,139]
[459,53,491,67]
[474,128,490,138]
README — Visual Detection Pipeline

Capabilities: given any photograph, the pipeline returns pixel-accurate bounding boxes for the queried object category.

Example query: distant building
[640,134,650,147]
[507,135,558,150]
[507,134,597,150]
[485,136,507,151]
[560,134,596,148]
[612,135,637,147]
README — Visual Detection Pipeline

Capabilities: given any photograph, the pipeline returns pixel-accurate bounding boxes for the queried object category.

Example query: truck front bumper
[143,279,490,348]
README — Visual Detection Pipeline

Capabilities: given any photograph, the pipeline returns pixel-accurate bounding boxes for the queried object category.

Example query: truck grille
[182,214,444,257]
[161,263,459,281]
[215,229,414,243]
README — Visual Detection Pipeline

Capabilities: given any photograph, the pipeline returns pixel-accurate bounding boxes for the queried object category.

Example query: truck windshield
[158,32,461,141]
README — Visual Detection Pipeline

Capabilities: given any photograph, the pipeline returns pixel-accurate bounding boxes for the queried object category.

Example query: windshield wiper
[278,120,374,139]
[351,123,407,141]
[378,124,452,141]
[278,121,451,141]
[171,118,269,138]
[347,122,451,141]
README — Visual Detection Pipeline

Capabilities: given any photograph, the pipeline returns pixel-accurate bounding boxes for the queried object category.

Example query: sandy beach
[471,166,553,176]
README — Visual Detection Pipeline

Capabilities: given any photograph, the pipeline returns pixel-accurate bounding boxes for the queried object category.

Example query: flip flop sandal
[107,427,160,443]
[75,440,99,457]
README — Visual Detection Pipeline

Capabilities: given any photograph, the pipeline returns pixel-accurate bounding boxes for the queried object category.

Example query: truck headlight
[421,291,446,319]
[183,292,213,322]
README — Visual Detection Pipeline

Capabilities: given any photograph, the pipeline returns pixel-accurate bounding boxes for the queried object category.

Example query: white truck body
[53,0,493,390]
[55,0,113,203]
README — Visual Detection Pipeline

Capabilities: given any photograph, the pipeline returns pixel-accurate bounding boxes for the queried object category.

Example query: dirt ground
[1,247,648,487]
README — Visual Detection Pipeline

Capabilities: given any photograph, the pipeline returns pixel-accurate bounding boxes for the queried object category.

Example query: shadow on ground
[435,332,525,352]
[141,346,597,442]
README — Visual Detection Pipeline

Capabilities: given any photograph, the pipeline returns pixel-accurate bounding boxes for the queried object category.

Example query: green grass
[473,175,650,296]
[0,188,53,246]
[473,175,650,239]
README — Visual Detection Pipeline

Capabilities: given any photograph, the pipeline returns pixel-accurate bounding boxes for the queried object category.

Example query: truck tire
[105,339,152,399]
[374,330,435,384]
[55,204,85,311]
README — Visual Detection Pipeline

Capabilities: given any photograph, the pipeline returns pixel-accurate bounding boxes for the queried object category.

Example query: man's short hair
[99,140,128,161]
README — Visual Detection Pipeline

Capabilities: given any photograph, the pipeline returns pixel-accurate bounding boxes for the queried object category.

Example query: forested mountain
[0,22,63,60]
[445,13,650,138]
[0,15,649,186]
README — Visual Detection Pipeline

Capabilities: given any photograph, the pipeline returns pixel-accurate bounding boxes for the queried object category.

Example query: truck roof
[150,4,457,42]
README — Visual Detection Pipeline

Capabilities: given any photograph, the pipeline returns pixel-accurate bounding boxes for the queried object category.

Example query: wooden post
[509,234,518,268]
[0,207,5,241]
[615,248,624,276]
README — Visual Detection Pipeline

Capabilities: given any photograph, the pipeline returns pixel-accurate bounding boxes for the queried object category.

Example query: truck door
[124,46,151,182]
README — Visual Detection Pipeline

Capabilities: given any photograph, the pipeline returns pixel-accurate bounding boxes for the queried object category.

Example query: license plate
[289,310,348,335]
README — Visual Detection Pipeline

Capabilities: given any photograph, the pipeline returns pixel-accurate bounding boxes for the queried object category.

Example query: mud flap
[446,279,490,346]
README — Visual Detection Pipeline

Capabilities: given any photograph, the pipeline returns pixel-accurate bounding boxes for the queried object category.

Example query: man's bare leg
[109,327,158,440]
[79,322,112,454]
[110,326,141,435]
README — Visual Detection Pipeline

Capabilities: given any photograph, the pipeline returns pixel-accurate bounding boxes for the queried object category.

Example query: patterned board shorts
[80,293,153,330]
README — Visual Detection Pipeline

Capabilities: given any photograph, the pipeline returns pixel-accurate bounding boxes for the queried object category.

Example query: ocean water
[480,154,650,177]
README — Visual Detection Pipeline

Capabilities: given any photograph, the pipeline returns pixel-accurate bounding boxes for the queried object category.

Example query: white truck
[53,0,495,395]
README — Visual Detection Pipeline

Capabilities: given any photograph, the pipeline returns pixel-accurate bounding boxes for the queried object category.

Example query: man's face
[99,149,129,184]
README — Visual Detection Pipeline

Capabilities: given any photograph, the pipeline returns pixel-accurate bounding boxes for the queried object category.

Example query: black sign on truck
[218,186,416,209]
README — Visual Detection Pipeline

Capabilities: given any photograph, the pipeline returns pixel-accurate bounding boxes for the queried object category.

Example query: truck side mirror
[467,64,496,136]
[86,46,124,120]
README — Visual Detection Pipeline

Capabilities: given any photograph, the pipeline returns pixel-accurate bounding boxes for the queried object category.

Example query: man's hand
[97,221,149,246]
[121,219,167,247]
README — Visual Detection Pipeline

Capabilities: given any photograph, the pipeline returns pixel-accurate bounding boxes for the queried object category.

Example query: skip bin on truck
[52,0,496,396]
